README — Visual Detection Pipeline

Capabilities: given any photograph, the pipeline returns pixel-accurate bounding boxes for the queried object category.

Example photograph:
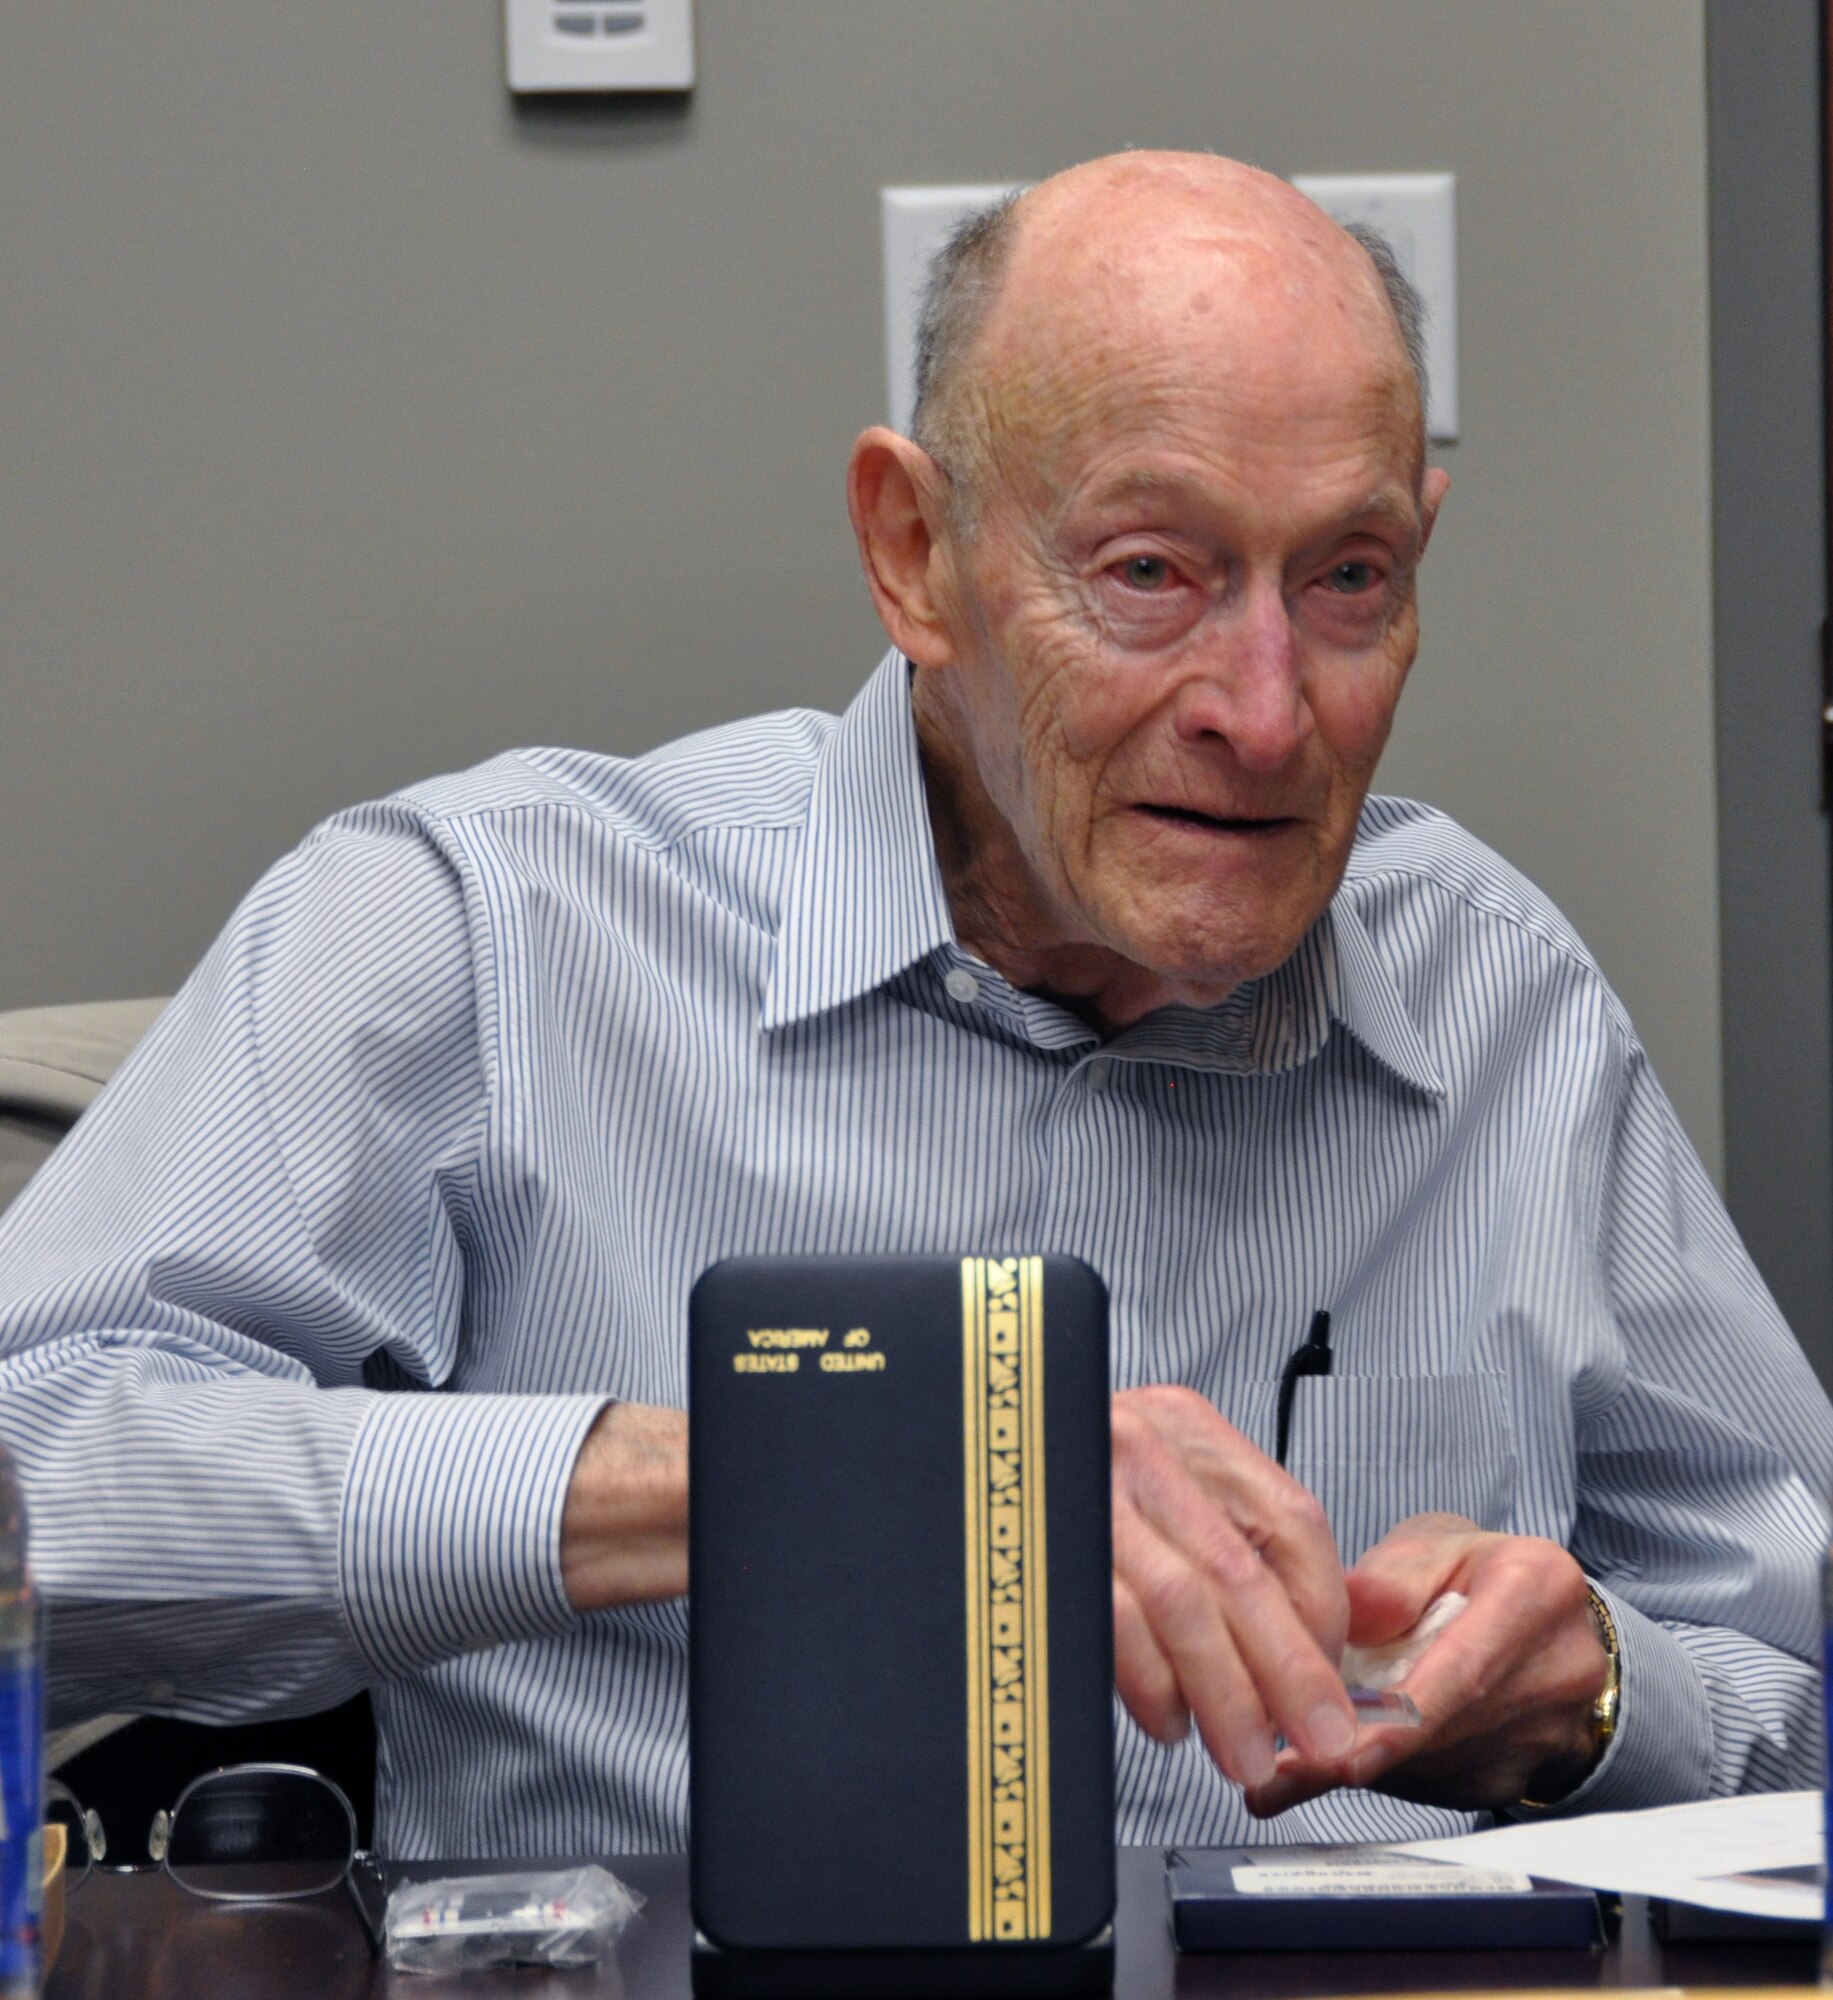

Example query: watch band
[1584,1585,1621,1754]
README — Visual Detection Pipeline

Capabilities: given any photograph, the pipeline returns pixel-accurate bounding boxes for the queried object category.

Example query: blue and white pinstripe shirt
[0,650,1827,1857]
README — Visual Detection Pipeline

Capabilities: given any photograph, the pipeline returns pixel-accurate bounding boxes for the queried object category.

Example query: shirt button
[144,1678,177,1703]
[945,967,980,1004]
[1086,1057,1110,1091]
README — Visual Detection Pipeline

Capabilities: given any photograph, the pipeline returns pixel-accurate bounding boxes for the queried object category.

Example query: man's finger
[1344,1513,1481,1644]
[1245,1481,1351,1662]
[1244,1724,1416,1818]
[1117,1387,1349,1656]
[1113,1576,1188,1744]
[1114,1418,1355,1761]
[1393,1555,1598,1731]
[1112,1489,1279,1787]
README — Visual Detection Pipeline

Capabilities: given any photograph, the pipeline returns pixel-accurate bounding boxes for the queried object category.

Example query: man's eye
[1118,555,1174,591]
[1325,560,1380,594]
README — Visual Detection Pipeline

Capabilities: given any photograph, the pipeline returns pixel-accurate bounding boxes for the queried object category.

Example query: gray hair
[909,190,1026,481]
[1340,220,1430,417]
[908,192,1431,490]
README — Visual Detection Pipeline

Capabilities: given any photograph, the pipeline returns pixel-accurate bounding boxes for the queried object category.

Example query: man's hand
[1243,1513,1609,1817]
[559,1402,689,1612]
[1111,1386,1358,1789]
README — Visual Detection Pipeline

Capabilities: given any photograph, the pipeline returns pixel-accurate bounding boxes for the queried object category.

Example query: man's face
[924,224,1445,1010]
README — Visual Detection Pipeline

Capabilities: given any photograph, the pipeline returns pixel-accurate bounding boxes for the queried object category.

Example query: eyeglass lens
[44,1783,103,1888]
[160,1768,355,1900]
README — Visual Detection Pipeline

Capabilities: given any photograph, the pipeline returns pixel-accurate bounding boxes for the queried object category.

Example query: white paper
[1385,1789,1823,1922]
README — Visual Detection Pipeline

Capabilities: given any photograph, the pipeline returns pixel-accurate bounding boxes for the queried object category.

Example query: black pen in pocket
[1273,1309,1332,1468]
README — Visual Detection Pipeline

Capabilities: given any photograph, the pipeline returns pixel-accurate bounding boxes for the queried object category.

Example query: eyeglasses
[46,1762,379,1945]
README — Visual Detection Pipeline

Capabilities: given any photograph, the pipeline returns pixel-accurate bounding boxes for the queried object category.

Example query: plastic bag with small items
[384,1863,644,1973]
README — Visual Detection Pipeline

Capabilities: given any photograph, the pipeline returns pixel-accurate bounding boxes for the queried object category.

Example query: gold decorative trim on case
[963,1254,1051,1943]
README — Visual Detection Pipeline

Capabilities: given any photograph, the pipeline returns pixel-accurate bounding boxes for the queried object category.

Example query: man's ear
[1418,465,1451,552]
[846,427,960,669]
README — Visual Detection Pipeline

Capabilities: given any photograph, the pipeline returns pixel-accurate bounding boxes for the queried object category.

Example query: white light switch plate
[881,184,1025,437]
[506,0,693,92]
[1291,172,1458,441]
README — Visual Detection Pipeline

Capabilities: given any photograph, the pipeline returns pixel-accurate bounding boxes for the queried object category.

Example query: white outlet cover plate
[1291,172,1457,441]
[506,0,693,92]
[881,184,1025,438]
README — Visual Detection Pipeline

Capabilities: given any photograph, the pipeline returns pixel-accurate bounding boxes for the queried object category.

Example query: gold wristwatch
[1517,1585,1619,1810]
[1584,1586,1621,1754]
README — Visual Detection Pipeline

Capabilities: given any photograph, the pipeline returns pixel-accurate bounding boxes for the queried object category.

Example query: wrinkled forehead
[972,190,1422,501]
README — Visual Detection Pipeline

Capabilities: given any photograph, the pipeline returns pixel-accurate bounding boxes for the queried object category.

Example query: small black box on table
[689,1253,1115,1997]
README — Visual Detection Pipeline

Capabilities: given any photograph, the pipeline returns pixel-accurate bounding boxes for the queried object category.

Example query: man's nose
[1171,584,1312,771]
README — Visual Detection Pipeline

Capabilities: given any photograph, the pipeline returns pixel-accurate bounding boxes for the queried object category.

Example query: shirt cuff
[338,1391,610,1678]
[1532,1582,1713,1813]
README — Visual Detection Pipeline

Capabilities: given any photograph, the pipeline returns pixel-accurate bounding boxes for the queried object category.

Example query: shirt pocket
[1282,1372,1520,1565]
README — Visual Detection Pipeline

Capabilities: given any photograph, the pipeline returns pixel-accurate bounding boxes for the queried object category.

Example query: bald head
[912,152,1427,514]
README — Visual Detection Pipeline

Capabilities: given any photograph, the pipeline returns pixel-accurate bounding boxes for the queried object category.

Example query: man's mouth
[1134,804,1299,836]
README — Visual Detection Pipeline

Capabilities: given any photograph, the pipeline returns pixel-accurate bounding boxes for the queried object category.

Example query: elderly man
[0,153,1825,1857]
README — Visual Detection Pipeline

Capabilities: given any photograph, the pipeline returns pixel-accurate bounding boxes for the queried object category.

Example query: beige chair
[0,998,167,1217]
[0,998,167,1767]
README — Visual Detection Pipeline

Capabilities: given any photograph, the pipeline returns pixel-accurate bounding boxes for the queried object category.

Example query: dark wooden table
[43,1849,1820,1999]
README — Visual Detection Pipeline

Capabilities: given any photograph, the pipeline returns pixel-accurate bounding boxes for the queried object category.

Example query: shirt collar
[1098,907,1444,1097]
[1323,892,1448,1097]
[760,653,1446,1099]
[760,651,957,1030]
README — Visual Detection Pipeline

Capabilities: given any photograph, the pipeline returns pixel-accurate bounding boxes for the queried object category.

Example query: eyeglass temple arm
[346,1851,386,1957]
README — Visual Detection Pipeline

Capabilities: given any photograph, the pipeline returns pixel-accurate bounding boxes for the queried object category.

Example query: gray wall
[2,3,1725,1177]
[1706,0,1833,1380]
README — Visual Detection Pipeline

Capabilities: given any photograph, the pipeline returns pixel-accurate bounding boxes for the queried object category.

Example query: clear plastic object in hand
[384,1864,643,1973]
[1346,1685,1422,1727]
[1341,1589,1470,1706]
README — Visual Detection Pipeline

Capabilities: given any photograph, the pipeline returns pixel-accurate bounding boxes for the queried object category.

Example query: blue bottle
[0,1445,40,2000]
